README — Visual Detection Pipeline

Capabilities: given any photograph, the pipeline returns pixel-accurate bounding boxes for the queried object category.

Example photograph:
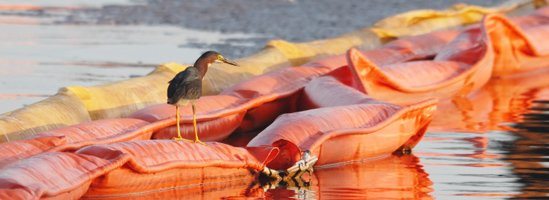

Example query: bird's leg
[192,102,205,145]
[173,105,190,142]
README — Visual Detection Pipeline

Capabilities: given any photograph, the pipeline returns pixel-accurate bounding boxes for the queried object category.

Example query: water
[1,1,548,199]
[0,0,254,113]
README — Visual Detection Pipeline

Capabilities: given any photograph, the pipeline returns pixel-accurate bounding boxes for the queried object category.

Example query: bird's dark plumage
[167,67,202,105]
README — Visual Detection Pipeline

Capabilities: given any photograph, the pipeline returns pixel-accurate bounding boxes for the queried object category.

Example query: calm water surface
[0,1,548,199]
[0,0,254,113]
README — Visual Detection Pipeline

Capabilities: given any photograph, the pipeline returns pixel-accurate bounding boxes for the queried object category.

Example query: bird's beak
[220,58,239,66]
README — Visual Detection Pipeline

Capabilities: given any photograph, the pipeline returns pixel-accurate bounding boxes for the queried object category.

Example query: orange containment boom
[0,118,156,168]
[248,76,436,169]
[0,141,279,199]
[347,7,549,105]
[489,7,549,75]
[0,152,123,199]
[78,141,278,199]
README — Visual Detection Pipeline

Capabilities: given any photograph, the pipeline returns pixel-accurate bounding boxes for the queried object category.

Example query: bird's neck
[194,60,212,79]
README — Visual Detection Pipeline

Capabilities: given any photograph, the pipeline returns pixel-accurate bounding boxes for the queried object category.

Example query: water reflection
[258,154,432,199]
[430,69,549,133]
[504,100,549,199]
[82,177,266,200]
[421,69,549,198]
[311,155,432,199]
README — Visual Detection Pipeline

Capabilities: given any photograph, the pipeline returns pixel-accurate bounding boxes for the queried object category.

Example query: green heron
[167,51,238,144]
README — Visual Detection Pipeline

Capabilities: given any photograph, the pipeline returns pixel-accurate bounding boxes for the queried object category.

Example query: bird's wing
[167,67,201,101]
[175,79,202,100]
[167,76,180,100]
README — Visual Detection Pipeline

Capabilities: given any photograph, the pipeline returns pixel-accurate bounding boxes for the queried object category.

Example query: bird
[167,51,238,144]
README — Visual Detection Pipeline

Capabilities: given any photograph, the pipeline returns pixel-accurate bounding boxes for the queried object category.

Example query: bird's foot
[194,139,206,145]
[173,137,192,142]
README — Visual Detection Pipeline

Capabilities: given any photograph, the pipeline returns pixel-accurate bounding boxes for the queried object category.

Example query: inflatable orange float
[248,76,436,168]
[347,8,549,105]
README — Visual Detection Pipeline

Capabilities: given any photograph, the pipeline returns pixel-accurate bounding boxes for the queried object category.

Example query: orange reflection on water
[263,155,433,199]
[0,4,42,11]
[426,68,549,199]
[95,154,432,199]
[429,68,549,133]
[80,177,265,200]
[75,155,431,199]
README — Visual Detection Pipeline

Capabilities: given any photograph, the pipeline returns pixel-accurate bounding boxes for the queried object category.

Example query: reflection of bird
[167,51,238,144]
